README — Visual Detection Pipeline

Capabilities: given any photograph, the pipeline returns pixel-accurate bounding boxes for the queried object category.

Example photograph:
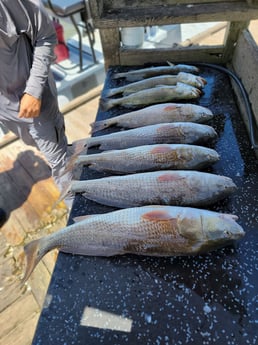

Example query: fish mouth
[225,228,245,241]
[201,112,213,118]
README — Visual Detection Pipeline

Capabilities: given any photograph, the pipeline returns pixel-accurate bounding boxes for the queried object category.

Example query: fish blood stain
[151,146,172,154]
[142,210,173,221]
[164,105,178,112]
[157,173,181,182]
[157,124,174,133]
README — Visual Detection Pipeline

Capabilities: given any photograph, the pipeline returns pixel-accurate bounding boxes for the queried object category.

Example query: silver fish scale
[90,103,213,133]
[75,144,220,173]
[87,123,217,150]
[22,206,245,283]
[71,171,236,208]
[55,206,190,256]
[48,206,244,258]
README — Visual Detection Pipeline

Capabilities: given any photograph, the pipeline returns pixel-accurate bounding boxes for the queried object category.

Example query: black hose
[194,62,258,150]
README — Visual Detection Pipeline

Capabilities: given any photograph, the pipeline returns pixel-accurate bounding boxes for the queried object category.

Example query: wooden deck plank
[0,294,39,339]
[0,312,39,345]
[0,238,22,312]
[64,96,99,143]
[28,261,53,309]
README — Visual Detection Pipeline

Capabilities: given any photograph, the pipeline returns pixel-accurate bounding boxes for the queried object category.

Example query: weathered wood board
[90,1,258,27]
[230,29,258,155]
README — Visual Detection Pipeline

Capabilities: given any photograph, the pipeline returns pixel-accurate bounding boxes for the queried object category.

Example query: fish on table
[75,123,218,152]
[59,170,237,208]
[103,72,207,97]
[112,63,200,81]
[65,144,220,175]
[22,205,245,283]
[100,83,202,111]
[90,103,214,133]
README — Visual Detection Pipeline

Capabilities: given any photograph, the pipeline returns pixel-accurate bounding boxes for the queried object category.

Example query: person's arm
[19,0,57,118]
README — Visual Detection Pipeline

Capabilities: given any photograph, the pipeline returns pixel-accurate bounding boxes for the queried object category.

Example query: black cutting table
[32,66,258,345]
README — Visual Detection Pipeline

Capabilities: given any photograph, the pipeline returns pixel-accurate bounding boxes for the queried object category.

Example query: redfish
[79,123,217,151]
[22,206,245,282]
[90,103,213,133]
[104,73,206,97]
[59,171,236,208]
[113,63,199,81]
[100,83,201,111]
[65,144,220,174]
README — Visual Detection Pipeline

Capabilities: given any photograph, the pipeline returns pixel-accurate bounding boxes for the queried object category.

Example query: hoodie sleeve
[23,0,57,99]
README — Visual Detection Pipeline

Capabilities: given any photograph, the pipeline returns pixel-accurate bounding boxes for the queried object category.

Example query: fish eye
[223,230,231,237]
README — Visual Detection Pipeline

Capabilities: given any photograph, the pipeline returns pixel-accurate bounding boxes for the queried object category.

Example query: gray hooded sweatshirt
[0,0,58,123]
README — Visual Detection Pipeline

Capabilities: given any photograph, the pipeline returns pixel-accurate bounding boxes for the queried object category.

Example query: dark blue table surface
[32,65,258,345]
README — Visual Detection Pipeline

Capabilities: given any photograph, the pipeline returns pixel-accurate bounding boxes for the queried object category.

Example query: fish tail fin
[58,139,89,182]
[90,120,109,134]
[112,72,124,79]
[71,138,89,155]
[70,139,89,171]
[62,154,79,179]
[54,179,74,209]
[21,239,46,284]
[99,97,114,111]
[102,88,116,97]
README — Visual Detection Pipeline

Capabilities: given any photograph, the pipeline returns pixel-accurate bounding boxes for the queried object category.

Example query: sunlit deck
[0,88,101,345]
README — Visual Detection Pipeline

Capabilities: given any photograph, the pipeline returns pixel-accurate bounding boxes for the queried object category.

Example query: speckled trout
[59,171,236,208]
[22,205,245,282]
[90,103,213,133]
[104,73,207,97]
[100,83,202,111]
[65,144,220,174]
[112,63,199,81]
[77,123,217,151]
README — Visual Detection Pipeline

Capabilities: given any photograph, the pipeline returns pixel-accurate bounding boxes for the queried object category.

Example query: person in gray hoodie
[0,0,73,209]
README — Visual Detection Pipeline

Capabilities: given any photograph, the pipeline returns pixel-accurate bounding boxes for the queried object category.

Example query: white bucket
[121,27,145,48]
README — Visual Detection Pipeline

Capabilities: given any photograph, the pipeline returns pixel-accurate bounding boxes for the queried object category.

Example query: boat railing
[42,0,97,72]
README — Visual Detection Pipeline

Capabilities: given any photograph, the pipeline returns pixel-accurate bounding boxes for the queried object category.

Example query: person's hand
[18,93,42,118]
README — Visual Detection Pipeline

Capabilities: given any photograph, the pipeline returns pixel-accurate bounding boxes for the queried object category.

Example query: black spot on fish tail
[90,120,110,133]
[99,97,115,111]
[71,138,89,154]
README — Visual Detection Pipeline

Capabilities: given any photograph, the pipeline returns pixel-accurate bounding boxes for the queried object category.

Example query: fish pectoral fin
[167,61,175,66]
